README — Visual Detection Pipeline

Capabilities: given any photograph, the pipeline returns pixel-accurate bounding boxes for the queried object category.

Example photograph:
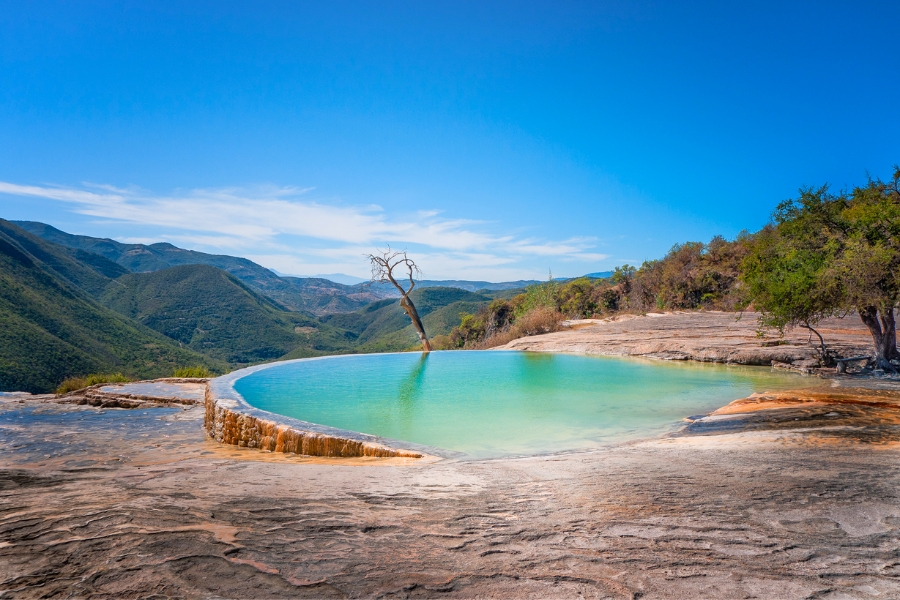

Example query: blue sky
[1,1,898,281]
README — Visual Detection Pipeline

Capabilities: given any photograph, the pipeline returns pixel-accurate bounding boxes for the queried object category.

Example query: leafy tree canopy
[742,167,900,368]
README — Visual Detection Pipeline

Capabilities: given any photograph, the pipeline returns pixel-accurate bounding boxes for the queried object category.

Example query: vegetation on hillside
[172,365,212,378]
[98,264,354,364]
[446,235,752,348]
[0,220,221,393]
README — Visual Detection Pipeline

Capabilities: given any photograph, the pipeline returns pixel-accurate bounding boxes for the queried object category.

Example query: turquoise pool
[232,351,803,458]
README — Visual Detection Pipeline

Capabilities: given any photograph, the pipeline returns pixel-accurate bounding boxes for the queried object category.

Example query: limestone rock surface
[502,311,872,366]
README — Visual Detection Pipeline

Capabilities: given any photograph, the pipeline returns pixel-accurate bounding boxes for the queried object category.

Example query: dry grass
[478,307,564,349]
[172,365,212,378]
[56,373,132,395]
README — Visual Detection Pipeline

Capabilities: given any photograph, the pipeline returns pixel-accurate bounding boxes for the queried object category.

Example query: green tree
[833,168,900,367]
[741,221,841,360]
[743,168,900,369]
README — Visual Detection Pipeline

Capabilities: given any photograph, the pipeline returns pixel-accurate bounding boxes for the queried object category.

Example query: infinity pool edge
[205,354,454,460]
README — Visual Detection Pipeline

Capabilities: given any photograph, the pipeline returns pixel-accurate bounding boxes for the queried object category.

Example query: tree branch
[365,248,431,352]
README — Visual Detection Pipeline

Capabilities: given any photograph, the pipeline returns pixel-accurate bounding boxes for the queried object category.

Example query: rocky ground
[2,312,900,599]
[503,311,873,369]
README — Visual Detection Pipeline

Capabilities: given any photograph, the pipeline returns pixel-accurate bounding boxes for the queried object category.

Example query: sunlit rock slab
[3,397,900,599]
[99,381,207,403]
[502,311,872,367]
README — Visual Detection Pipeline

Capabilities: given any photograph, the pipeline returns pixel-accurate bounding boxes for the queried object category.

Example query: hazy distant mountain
[312,273,368,285]
[14,221,612,317]
[584,271,613,279]
[416,279,540,292]
[268,270,369,286]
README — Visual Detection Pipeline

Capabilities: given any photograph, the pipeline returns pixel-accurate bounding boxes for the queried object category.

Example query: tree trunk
[881,307,899,361]
[400,294,432,352]
[859,306,898,370]
[800,320,828,364]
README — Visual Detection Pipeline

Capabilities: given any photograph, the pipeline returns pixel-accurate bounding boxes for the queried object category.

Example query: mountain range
[14,221,575,310]
[2,219,613,393]
[13,221,392,315]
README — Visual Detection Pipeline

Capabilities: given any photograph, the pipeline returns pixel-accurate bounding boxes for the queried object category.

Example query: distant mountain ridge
[415,279,541,292]
[98,264,356,364]
[16,222,611,299]
[13,221,392,315]
[0,220,615,392]
[311,273,368,285]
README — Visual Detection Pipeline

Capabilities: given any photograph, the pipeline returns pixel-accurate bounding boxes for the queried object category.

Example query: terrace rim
[205,354,453,460]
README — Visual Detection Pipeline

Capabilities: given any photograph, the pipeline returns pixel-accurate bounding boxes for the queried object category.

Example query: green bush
[56,372,131,395]
[172,365,212,378]
[515,278,559,317]
[556,277,597,318]
[480,306,564,348]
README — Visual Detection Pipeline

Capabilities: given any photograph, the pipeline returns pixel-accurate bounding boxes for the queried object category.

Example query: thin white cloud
[0,180,612,279]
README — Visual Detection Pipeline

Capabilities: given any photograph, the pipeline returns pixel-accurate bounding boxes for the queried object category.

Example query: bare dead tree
[366,249,432,352]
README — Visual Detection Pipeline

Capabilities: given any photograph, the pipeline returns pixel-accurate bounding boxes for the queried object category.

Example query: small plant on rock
[56,373,131,395]
[172,365,212,378]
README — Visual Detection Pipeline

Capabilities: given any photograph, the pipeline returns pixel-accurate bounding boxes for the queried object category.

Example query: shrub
[515,278,559,317]
[56,372,131,395]
[429,334,453,350]
[448,313,486,348]
[479,306,564,348]
[556,277,597,318]
[172,365,212,378]
[597,286,621,312]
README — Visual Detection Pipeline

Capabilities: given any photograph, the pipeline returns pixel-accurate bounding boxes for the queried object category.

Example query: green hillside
[313,287,492,354]
[0,221,221,393]
[0,220,129,297]
[14,221,393,314]
[99,264,354,364]
[0,220,505,391]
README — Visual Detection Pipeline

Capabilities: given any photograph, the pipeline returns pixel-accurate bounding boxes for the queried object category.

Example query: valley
[0,219,542,392]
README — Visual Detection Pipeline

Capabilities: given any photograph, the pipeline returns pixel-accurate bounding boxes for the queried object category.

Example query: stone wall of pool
[204,357,441,459]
